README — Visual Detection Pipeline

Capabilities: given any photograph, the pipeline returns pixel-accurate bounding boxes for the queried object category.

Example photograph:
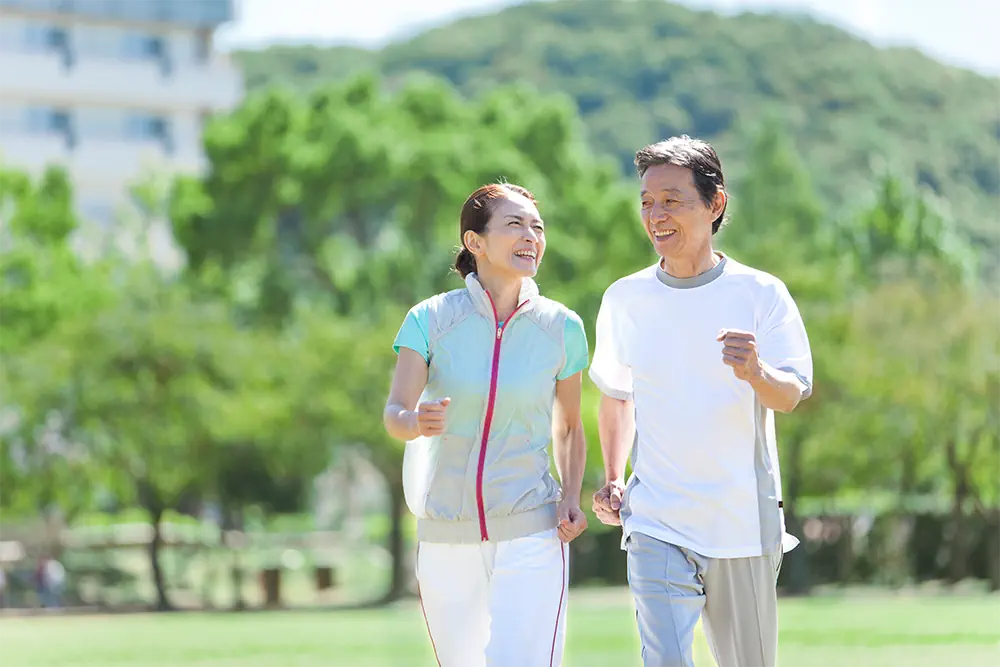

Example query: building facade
[0,0,242,225]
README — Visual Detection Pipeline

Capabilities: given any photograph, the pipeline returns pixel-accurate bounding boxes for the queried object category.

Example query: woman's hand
[410,397,451,437]
[557,500,588,543]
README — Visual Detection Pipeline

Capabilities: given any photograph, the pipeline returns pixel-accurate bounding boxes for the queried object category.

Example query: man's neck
[660,247,719,279]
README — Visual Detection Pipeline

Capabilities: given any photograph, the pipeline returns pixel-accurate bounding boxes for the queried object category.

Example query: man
[590,135,812,667]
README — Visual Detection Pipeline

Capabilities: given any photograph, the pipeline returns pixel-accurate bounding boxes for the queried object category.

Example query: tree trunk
[148,507,172,611]
[986,508,1000,592]
[945,440,971,584]
[885,514,915,588]
[228,507,246,610]
[782,437,811,595]
[837,515,855,585]
[378,475,408,605]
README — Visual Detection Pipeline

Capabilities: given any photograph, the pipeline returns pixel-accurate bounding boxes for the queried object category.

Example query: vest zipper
[477,293,528,542]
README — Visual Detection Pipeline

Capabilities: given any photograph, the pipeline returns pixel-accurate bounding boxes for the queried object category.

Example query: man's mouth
[652,229,677,240]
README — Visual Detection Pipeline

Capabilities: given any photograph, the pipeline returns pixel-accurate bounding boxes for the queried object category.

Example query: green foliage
[3,55,997,594]
[232,0,1000,267]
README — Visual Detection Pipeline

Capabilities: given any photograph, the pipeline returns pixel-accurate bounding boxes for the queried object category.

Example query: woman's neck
[476,269,523,323]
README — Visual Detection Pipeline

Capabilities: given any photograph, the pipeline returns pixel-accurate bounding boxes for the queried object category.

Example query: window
[125,114,163,139]
[120,30,172,75]
[25,107,70,133]
[121,31,164,59]
[24,106,75,148]
[24,23,68,53]
[124,113,173,152]
[13,21,73,67]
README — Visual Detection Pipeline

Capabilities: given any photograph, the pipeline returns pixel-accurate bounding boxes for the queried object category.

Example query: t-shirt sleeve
[392,304,431,364]
[758,282,813,398]
[588,288,634,400]
[557,311,590,381]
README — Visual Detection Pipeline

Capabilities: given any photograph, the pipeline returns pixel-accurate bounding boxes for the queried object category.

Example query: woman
[383,183,589,667]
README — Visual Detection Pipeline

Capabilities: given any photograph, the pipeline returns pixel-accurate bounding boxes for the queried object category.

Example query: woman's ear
[463,229,485,258]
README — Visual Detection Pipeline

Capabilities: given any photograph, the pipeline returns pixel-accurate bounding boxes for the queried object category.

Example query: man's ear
[712,189,727,219]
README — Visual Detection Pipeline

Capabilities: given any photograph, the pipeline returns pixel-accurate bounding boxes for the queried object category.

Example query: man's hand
[717,329,762,383]
[557,500,588,543]
[592,479,625,526]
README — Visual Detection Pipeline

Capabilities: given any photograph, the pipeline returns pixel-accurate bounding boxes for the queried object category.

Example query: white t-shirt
[589,254,813,559]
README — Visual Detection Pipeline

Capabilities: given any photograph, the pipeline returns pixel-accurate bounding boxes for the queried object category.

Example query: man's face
[639,163,721,264]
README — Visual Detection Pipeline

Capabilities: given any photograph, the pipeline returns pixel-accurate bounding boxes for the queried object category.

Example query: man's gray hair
[635,135,728,234]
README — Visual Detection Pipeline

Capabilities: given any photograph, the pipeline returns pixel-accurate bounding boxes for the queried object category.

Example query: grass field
[1,588,998,667]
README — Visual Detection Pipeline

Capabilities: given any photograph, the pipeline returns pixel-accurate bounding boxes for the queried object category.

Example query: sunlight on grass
[1,589,997,667]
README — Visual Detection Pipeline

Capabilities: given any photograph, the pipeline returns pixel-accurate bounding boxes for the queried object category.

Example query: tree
[0,165,110,524]
[5,263,247,609]
[168,73,644,602]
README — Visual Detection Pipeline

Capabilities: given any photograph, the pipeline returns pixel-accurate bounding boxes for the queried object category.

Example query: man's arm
[719,329,809,413]
[748,362,807,413]
[592,394,634,525]
[599,394,634,484]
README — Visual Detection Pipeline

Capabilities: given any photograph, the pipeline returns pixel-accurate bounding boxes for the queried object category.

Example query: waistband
[417,503,558,544]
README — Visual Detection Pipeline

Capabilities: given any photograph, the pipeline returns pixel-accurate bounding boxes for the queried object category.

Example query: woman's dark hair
[454,183,537,278]
[634,135,728,234]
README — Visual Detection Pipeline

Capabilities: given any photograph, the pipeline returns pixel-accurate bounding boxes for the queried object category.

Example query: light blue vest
[402,274,577,543]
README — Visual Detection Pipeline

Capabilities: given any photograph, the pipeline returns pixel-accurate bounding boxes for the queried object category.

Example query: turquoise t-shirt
[393,305,589,381]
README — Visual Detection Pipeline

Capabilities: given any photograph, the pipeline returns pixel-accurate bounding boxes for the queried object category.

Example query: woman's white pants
[416,527,569,667]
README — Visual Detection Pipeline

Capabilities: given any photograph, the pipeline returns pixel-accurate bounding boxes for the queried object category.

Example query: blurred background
[0,0,997,665]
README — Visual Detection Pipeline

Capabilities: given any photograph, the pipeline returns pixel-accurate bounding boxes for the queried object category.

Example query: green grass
[1,589,998,667]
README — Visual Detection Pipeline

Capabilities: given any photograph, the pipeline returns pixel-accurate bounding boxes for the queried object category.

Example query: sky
[216,0,1000,76]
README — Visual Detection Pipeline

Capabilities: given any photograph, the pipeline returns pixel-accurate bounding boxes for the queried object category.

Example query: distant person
[384,183,589,667]
[590,136,813,667]
[34,555,65,608]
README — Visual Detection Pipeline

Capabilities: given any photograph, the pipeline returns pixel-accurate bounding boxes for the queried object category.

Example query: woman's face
[466,192,546,279]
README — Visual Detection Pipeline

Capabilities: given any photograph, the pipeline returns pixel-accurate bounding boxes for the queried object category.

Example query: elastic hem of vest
[416,503,558,544]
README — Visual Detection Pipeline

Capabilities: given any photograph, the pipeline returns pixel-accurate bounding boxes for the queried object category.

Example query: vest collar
[465,273,538,322]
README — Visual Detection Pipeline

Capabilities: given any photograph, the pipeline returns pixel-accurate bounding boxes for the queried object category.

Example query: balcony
[0,0,234,28]
[0,51,243,111]
[0,133,206,189]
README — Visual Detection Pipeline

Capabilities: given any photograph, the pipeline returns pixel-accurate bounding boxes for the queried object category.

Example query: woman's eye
[533,225,545,232]
[641,201,652,208]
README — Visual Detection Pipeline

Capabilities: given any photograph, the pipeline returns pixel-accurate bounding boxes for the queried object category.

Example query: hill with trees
[233,0,1000,261]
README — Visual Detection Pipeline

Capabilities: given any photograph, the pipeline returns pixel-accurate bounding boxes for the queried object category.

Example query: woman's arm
[552,371,588,542]
[383,348,448,441]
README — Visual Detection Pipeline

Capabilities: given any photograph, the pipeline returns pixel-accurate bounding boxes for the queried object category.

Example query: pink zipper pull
[496,327,502,339]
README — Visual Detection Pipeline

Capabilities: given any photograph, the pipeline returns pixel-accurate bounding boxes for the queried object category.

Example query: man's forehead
[640,185,684,195]
[640,165,695,194]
